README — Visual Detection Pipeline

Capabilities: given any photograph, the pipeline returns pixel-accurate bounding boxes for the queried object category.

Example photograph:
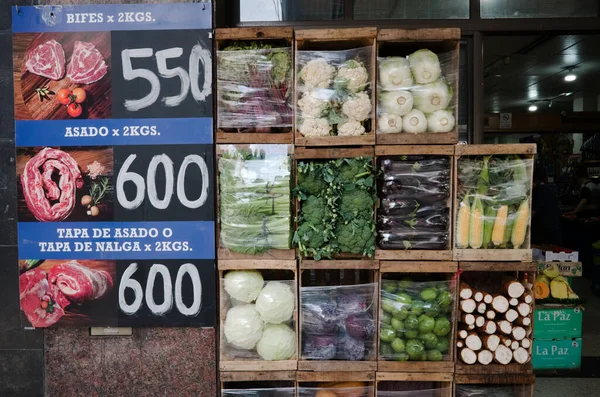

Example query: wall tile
[0,349,44,397]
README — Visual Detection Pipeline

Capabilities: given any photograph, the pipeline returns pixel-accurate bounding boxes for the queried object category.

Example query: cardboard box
[537,262,582,277]
[533,338,582,370]
[533,247,579,262]
[534,306,583,340]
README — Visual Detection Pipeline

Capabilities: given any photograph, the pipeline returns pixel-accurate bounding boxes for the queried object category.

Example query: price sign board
[12,3,215,328]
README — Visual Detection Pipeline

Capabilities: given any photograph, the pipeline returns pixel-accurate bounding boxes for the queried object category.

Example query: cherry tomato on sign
[72,88,87,104]
[67,102,83,118]
[57,88,72,105]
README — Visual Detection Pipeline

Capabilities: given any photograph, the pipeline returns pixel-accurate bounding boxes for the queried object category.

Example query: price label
[111,29,212,119]
[113,145,214,221]
[117,260,215,326]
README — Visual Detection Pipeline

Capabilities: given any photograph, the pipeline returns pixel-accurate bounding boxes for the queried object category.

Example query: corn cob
[476,156,491,196]
[501,211,514,248]
[469,195,484,249]
[512,156,528,184]
[455,195,471,248]
[482,205,496,248]
[511,199,529,249]
[491,205,509,246]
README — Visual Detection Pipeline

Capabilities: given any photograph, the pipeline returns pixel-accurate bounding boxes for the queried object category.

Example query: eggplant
[379,200,447,216]
[382,170,450,185]
[380,187,449,203]
[380,181,450,196]
[380,158,449,174]
[378,212,449,231]
[377,230,448,250]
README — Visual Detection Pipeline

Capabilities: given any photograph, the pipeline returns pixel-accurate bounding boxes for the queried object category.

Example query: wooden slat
[378,28,461,41]
[295,134,376,147]
[380,261,458,273]
[300,260,379,270]
[216,131,294,144]
[217,248,296,261]
[298,360,377,372]
[297,371,375,382]
[295,27,377,41]
[455,363,533,375]
[454,373,536,385]
[220,371,297,382]
[459,261,537,272]
[375,250,453,261]
[219,360,297,372]
[453,249,533,262]
[376,372,453,382]
[376,131,458,145]
[218,260,297,270]
[455,144,537,156]
[375,145,455,156]
[377,361,454,373]
[295,147,374,159]
[216,27,293,41]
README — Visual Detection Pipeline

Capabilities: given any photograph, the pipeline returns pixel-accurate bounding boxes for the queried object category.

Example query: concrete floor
[535,378,600,396]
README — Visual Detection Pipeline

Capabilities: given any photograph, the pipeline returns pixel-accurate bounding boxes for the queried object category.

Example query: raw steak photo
[24,39,66,80]
[19,269,70,328]
[48,260,114,302]
[67,40,108,84]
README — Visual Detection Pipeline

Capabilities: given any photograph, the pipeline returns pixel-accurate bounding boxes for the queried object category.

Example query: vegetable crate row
[216,27,461,146]
[216,144,536,263]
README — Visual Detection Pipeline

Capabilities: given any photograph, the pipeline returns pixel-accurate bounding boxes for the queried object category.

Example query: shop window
[240,0,343,22]
[481,0,598,19]
[354,0,469,20]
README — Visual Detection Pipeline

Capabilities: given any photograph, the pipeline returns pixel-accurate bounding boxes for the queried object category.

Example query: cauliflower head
[299,58,335,89]
[298,91,330,118]
[335,60,369,93]
[299,118,331,137]
[338,120,365,136]
[378,113,403,134]
[342,92,372,122]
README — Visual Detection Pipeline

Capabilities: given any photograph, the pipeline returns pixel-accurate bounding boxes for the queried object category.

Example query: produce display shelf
[220,371,297,397]
[452,144,536,262]
[294,147,377,261]
[378,261,458,373]
[216,144,296,261]
[455,264,535,375]
[216,27,294,144]
[375,28,460,146]
[453,373,535,397]
[298,260,379,371]
[374,145,455,261]
[297,371,376,397]
[219,260,298,371]
[294,28,377,147]
[376,372,453,397]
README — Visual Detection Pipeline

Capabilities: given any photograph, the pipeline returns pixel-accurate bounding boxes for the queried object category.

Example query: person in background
[565,165,600,218]
[531,166,563,246]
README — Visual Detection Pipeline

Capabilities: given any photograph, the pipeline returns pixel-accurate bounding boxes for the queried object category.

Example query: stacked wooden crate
[216,26,537,397]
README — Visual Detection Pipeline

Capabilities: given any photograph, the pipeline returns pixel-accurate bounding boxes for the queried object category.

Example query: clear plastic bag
[296,47,374,137]
[377,50,457,135]
[217,44,292,130]
[221,271,296,361]
[455,385,518,397]
[298,386,371,397]
[455,155,533,250]
[377,156,451,250]
[301,283,377,361]
[218,145,292,255]
[379,278,454,362]
[378,388,452,397]
[223,388,295,397]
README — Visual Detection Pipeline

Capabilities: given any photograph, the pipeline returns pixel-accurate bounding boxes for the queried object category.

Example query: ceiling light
[528,105,538,112]
[564,92,573,96]
[564,67,577,82]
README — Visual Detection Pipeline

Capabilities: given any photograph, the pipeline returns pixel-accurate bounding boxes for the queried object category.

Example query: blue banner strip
[18,221,215,260]
[16,118,212,147]
[13,4,212,33]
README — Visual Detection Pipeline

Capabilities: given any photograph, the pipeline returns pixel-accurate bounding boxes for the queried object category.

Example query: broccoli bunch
[294,157,376,259]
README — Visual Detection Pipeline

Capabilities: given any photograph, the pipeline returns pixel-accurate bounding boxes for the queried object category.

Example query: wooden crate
[216,144,296,260]
[375,145,455,261]
[298,260,379,371]
[220,371,297,397]
[294,147,377,260]
[297,371,376,397]
[376,28,461,145]
[455,262,536,375]
[216,27,294,144]
[378,261,459,373]
[453,144,536,262]
[295,28,377,146]
[454,374,535,397]
[219,260,298,371]
[376,372,453,397]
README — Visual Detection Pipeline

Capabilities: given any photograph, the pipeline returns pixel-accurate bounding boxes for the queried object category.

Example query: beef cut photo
[19,260,117,328]
[14,31,112,120]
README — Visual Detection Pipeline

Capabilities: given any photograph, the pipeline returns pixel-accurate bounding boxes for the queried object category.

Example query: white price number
[116,153,209,210]
[121,45,212,111]
[119,263,202,317]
